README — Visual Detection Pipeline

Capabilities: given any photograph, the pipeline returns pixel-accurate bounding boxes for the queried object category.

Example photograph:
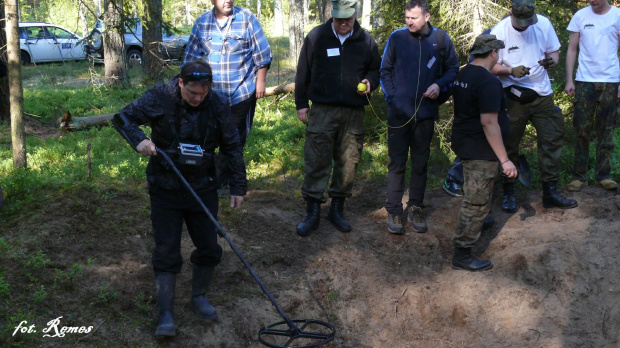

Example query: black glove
[538,58,556,70]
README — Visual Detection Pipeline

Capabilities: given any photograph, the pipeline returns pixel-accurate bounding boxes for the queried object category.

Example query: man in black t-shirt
[451,34,518,272]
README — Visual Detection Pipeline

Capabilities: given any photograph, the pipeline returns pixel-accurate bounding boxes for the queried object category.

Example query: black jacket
[295,19,381,110]
[380,24,459,121]
[121,77,247,195]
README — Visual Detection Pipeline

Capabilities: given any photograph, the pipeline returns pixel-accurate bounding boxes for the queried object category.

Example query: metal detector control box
[178,143,203,166]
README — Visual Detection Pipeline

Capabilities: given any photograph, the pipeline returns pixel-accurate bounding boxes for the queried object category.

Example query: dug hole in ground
[5,119,620,347]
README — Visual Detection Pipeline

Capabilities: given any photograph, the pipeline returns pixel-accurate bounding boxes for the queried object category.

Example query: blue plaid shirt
[183,7,272,106]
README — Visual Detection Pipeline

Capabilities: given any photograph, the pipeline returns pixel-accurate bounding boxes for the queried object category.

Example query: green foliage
[23,251,50,270]
[91,285,118,307]
[0,274,10,298]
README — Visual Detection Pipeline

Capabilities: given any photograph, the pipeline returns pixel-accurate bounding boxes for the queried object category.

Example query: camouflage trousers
[572,81,619,182]
[453,160,499,248]
[505,93,565,183]
[301,103,365,203]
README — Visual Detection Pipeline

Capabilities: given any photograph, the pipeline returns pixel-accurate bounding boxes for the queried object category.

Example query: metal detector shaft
[156,148,299,331]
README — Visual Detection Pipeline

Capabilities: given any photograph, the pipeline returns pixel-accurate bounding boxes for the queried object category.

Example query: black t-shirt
[451,64,509,161]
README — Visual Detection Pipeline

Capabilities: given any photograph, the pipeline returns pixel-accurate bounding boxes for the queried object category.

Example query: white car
[88,18,188,66]
[19,22,92,65]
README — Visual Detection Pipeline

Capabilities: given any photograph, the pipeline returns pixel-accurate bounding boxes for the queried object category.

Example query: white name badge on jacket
[327,48,340,57]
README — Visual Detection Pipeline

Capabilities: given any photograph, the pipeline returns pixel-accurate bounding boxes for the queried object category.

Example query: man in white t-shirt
[490,0,578,213]
[564,0,620,192]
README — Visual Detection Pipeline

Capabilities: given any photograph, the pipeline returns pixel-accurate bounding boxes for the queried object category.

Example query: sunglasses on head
[182,72,212,82]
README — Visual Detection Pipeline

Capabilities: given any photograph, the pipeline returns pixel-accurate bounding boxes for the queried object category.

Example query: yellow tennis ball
[357,83,367,92]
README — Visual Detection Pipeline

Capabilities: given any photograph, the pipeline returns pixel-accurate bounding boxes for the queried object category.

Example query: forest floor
[2,113,620,348]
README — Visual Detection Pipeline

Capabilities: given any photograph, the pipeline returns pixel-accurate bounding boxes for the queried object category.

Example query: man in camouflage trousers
[564,0,620,192]
[491,0,577,212]
[451,34,517,271]
[294,0,381,236]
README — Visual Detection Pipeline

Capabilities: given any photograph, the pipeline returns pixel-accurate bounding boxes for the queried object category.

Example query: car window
[19,28,29,39]
[24,26,47,39]
[47,27,76,39]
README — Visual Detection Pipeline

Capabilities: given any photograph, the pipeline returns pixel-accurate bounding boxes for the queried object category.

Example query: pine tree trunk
[0,0,11,122]
[273,0,283,36]
[323,0,332,22]
[103,0,128,86]
[143,0,163,82]
[288,0,304,60]
[316,0,324,23]
[5,0,26,168]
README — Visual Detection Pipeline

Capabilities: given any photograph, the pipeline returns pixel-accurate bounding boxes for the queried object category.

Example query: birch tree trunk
[273,0,283,36]
[5,0,26,168]
[288,0,304,60]
[185,0,192,27]
[103,0,128,86]
[256,0,261,22]
[95,0,102,17]
[79,1,89,37]
[361,0,371,29]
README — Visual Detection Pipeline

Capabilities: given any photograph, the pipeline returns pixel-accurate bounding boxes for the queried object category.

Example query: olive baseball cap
[469,34,505,55]
[332,0,357,19]
[512,0,538,27]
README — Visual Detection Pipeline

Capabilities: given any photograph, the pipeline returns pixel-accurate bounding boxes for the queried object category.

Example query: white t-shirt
[567,6,620,82]
[491,15,561,96]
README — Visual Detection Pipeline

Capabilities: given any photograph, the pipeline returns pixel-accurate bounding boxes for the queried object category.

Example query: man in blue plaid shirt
[184,0,272,189]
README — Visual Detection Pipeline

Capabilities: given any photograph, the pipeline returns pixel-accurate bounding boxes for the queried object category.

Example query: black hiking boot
[542,181,578,209]
[189,265,218,320]
[296,198,321,236]
[155,272,176,336]
[482,215,495,231]
[452,247,493,272]
[327,197,351,232]
[502,183,517,213]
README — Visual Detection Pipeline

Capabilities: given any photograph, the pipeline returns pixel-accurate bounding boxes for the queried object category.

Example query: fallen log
[59,83,296,131]
[59,111,115,131]
[265,83,295,96]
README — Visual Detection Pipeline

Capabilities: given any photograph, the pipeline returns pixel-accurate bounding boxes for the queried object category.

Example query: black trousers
[216,95,257,187]
[149,184,222,273]
[385,117,435,214]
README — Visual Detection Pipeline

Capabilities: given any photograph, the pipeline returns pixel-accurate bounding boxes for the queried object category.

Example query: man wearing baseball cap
[451,34,517,271]
[295,0,381,236]
[490,0,577,213]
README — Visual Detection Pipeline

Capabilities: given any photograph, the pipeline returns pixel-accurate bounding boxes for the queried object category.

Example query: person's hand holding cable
[356,79,371,96]
[422,83,440,99]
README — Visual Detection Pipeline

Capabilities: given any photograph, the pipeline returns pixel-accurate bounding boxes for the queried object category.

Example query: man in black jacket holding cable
[294,0,381,236]
[119,60,246,336]
[380,0,459,235]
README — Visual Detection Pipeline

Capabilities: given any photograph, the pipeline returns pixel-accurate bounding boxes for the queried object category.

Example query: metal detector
[112,114,336,348]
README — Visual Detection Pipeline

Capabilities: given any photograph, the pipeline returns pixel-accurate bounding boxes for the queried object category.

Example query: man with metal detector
[115,60,246,336]
[490,0,577,212]
[294,0,381,236]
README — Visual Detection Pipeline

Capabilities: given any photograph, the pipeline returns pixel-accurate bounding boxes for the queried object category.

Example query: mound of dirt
[2,181,619,347]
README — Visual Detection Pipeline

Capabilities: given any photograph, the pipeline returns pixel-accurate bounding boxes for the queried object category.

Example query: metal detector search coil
[179,143,203,166]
